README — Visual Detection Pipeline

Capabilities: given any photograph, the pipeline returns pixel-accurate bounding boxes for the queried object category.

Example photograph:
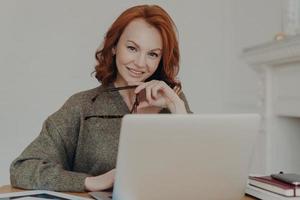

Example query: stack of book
[246,175,300,200]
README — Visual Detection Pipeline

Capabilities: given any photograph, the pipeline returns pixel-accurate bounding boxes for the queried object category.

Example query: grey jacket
[10,84,192,192]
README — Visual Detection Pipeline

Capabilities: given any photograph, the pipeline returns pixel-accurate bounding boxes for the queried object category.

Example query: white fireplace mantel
[242,35,300,175]
[243,34,300,66]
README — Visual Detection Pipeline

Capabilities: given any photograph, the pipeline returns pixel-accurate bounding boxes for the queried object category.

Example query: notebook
[0,190,90,200]
[248,175,300,196]
[94,114,260,200]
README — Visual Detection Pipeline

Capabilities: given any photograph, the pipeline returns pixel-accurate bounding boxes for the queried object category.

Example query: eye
[148,52,159,58]
[127,46,137,52]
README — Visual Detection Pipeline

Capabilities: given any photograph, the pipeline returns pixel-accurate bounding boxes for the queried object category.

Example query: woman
[10,4,192,192]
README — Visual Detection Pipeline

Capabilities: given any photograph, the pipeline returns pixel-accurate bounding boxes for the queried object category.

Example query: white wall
[0,0,281,185]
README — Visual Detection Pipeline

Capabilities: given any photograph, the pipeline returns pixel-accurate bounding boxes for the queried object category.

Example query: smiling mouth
[126,67,145,76]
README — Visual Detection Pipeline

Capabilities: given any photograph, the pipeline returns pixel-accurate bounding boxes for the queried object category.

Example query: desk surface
[0,185,258,200]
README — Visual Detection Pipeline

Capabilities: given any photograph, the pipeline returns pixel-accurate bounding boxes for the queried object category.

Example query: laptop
[91,114,259,200]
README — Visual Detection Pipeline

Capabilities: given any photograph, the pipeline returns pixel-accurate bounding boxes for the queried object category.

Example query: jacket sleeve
[10,94,89,192]
[178,91,193,114]
[160,91,193,114]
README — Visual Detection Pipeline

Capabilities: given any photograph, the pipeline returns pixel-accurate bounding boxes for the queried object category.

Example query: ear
[112,47,116,55]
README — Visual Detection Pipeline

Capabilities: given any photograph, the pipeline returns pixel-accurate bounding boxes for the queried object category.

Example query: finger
[134,82,149,94]
[151,81,162,99]
[137,101,150,109]
[145,84,153,104]
[147,80,161,99]
[134,80,156,94]
[156,82,179,102]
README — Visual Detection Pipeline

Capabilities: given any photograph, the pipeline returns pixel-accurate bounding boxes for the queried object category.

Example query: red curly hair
[95,4,180,88]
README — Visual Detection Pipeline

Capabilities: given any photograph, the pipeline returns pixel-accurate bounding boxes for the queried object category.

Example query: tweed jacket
[10,84,192,192]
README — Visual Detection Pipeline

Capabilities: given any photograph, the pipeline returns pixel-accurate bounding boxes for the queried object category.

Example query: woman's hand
[134,80,187,114]
[84,169,116,191]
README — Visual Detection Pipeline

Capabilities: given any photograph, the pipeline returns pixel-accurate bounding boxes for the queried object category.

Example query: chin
[125,78,145,83]
[125,75,149,83]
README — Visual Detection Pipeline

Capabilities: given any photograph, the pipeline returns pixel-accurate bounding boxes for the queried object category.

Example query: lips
[126,67,145,77]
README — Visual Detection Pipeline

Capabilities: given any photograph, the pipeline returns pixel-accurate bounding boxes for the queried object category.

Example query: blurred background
[0,0,283,185]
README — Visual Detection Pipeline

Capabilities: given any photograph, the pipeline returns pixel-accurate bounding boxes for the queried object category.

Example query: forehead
[119,18,162,50]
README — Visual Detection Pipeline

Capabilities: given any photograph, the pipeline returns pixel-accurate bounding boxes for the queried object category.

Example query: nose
[134,53,146,68]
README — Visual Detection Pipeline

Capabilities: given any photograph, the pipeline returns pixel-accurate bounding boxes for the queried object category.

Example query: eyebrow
[127,40,162,52]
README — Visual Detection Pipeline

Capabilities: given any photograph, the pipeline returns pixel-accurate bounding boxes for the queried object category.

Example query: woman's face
[114,18,163,85]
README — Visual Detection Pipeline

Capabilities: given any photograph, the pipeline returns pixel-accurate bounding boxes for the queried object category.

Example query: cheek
[148,59,161,73]
[116,48,132,67]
